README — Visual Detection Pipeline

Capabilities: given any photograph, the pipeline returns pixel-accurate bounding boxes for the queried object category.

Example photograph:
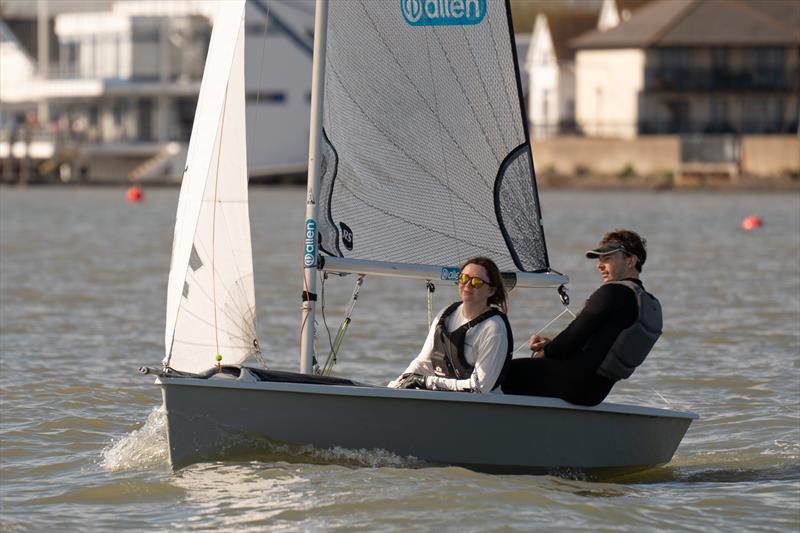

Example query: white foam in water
[101,406,169,471]
[262,441,425,469]
[309,445,424,468]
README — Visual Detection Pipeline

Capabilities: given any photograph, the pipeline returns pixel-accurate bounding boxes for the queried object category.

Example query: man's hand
[529,335,551,358]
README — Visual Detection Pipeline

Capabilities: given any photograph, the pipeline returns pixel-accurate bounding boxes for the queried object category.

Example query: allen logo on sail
[304,219,317,267]
[401,0,486,26]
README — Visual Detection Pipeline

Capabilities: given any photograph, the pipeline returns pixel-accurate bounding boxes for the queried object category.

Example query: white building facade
[0,0,313,182]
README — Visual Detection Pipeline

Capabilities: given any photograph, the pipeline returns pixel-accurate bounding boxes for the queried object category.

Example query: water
[1,186,798,531]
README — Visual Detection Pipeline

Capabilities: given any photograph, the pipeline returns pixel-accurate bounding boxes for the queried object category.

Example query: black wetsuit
[501,278,641,406]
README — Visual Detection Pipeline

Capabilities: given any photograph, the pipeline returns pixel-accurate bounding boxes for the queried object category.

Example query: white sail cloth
[164,0,259,374]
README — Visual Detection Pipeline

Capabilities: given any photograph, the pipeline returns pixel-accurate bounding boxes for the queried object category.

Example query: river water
[1,186,798,531]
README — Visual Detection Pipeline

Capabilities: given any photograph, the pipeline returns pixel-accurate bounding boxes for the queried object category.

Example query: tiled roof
[615,0,655,16]
[572,0,800,49]
[547,13,599,60]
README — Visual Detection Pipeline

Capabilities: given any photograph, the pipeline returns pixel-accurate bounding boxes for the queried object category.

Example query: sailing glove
[398,373,428,390]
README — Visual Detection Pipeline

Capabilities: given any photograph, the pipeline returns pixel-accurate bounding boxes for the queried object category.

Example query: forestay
[317,0,549,274]
[163,0,259,374]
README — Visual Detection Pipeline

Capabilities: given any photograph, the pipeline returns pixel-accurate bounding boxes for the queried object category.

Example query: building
[524,0,654,139]
[0,0,313,183]
[572,0,800,139]
[526,12,597,138]
[597,0,652,31]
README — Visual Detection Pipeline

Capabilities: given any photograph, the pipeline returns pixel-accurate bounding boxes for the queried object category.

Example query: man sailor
[502,229,662,406]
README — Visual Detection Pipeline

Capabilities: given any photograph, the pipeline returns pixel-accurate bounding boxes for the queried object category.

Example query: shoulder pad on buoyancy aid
[429,302,513,390]
[597,280,662,381]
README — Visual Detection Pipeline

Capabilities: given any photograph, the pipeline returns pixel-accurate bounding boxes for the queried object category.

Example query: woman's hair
[460,256,508,314]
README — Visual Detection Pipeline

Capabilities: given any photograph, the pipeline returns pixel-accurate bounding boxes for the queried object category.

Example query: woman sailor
[388,257,512,393]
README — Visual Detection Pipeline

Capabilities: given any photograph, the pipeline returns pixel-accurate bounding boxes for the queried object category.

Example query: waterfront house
[526,12,597,138]
[572,0,800,139]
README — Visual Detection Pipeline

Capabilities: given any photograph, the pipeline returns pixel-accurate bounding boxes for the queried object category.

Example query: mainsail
[163,0,259,374]
[317,0,549,273]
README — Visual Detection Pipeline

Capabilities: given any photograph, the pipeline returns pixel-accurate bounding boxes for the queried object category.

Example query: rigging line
[248,1,272,154]
[320,272,334,352]
[512,307,576,354]
[354,3,494,191]
[211,85,231,358]
[326,65,494,227]
[423,26,461,263]
[650,387,673,407]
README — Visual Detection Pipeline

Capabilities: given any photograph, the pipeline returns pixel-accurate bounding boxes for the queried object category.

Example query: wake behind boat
[146,0,697,474]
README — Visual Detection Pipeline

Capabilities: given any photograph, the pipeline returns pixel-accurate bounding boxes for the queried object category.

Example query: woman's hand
[389,373,429,389]
[529,335,550,358]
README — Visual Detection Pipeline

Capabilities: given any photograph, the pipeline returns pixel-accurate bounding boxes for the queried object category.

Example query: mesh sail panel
[318,0,548,272]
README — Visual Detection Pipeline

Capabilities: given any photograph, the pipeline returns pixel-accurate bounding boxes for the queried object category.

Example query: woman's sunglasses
[458,273,492,288]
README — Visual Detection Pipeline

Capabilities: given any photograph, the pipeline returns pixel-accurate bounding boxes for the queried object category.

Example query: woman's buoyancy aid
[596,280,662,381]
[428,302,513,391]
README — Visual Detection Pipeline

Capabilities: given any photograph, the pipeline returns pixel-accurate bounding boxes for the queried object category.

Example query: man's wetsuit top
[501,278,641,406]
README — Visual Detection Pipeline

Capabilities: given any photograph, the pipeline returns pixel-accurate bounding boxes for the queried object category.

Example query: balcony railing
[527,118,798,137]
[645,67,799,91]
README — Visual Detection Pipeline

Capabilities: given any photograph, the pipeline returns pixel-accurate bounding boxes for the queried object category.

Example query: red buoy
[126,186,143,203]
[741,215,763,231]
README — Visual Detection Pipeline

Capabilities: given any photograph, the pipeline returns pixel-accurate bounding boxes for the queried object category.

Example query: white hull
[157,368,696,474]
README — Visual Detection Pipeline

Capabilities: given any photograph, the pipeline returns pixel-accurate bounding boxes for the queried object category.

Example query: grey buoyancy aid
[597,280,662,381]
[429,302,513,391]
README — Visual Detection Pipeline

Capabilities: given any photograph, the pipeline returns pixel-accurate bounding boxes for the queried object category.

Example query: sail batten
[164,0,258,374]
[317,0,549,274]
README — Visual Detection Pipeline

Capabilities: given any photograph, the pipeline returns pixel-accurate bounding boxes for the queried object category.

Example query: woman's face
[458,263,496,306]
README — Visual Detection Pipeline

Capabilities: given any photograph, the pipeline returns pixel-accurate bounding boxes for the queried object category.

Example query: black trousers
[501,358,615,406]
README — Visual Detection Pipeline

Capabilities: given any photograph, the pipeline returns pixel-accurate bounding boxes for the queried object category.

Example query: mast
[300,0,329,374]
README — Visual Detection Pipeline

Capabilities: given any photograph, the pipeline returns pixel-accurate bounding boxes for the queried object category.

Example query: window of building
[667,99,690,133]
[138,98,154,141]
[749,47,784,69]
[246,91,286,104]
[60,41,79,77]
[711,47,728,70]
[745,96,784,133]
[661,47,691,68]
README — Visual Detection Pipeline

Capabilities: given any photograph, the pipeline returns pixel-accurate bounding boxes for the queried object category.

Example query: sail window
[189,245,203,271]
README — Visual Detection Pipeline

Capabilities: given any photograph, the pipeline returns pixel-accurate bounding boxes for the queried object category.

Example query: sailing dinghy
[146,0,697,473]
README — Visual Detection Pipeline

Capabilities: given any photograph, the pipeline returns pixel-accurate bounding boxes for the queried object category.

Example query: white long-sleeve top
[388,303,509,394]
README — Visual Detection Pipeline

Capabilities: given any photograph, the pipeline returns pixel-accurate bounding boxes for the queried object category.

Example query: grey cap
[585,240,628,259]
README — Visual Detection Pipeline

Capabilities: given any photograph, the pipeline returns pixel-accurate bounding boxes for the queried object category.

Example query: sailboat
[146,0,697,473]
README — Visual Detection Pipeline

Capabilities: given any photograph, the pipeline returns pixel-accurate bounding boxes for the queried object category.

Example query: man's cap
[585,240,628,259]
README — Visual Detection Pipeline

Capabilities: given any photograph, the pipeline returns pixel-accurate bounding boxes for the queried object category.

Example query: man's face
[596,251,636,282]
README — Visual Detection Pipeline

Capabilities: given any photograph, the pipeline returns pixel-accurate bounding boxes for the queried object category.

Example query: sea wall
[531,136,680,177]
[531,135,800,179]
[741,136,800,177]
